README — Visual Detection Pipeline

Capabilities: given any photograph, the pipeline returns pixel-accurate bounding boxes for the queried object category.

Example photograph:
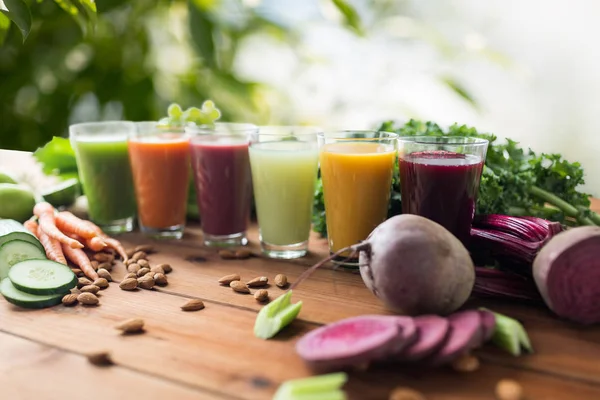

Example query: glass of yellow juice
[318,131,398,267]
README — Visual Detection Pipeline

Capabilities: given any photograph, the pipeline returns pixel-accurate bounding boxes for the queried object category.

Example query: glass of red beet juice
[398,136,489,246]
[187,123,258,247]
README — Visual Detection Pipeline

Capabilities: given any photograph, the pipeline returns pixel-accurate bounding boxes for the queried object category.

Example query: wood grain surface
[1,193,599,399]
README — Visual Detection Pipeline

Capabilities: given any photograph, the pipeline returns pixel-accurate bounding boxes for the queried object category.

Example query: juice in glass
[70,121,137,233]
[318,131,398,267]
[398,137,488,246]
[188,123,257,247]
[249,127,319,258]
[129,122,190,239]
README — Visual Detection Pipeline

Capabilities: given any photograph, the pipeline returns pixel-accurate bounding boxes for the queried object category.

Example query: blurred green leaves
[331,0,363,36]
[33,136,77,175]
[188,0,217,68]
[1,0,32,41]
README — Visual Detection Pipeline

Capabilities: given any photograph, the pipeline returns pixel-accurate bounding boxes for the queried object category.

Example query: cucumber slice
[40,178,80,207]
[8,259,77,295]
[0,219,44,253]
[0,239,47,281]
[0,278,65,309]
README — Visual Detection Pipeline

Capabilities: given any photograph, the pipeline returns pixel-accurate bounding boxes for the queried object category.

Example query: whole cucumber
[0,183,36,222]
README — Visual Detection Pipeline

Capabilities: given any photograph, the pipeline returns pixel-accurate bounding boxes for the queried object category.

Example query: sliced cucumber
[40,177,80,207]
[8,259,77,295]
[1,278,65,309]
[0,239,47,281]
[0,219,44,253]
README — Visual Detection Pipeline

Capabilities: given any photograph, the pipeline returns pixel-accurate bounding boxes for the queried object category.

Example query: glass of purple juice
[187,123,258,247]
[398,136,489,246]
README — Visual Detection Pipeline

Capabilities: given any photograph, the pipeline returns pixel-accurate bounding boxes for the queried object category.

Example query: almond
[124,272,137,280]
[451,354,480,372]
[131,251,147,262]
[218,274,240,285]
[97,268,113,282]
[124,258,136,266]
[218,250,236,260]
[150,265,165,275]
[136,267,150,277]
[134,244,154,254]
[235,249,252,259]
[495,379,523,400]
[93,252,114,263]
[154,273,168,286]
[181,299,205,311]
[137,259,150,268]
[389,387,426,400]
[230,280,250,294]
[71,268,83,277]
[98,262,112,272]
[254,289,269,302]
[274,274,288,288]
[137,275,155,290]
[80,284,100,294]
[62,293,78,306]
[77,277,93,288]
[90,260,100,269]
[87,351,113,366]
[157,263,172,274]
[119,278,138,291]
[115,318,145,334]
[93,278,109,289]
[77,292,99,306]
[246,276,268,288]
[127,263,141,274]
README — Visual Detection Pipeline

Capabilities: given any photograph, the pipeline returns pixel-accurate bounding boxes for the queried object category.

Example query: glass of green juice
[249,126,321,259]
[69,121,137,234]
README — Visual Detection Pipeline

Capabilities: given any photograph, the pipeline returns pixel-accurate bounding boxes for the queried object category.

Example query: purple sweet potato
[295,315,403,372]
[426,310,483,365]
[399,315,451,361]
[479,310,496,341]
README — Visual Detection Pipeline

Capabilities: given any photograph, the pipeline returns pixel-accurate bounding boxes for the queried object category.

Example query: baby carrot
[62,244,98,281]
[55,211,98,239]
[65,231,107,252]
[82,220,129,262]
[37,226,67,265]
[24,219,39,237]
[34,202,84,249]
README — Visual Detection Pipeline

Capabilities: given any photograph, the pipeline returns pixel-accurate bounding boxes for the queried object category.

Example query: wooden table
[1,203,599,400]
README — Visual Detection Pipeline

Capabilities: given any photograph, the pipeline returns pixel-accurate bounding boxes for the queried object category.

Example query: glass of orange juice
[129,122,191,239]
[318,131,398,267]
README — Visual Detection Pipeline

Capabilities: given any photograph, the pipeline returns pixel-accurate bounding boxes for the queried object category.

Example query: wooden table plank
[0,331,216,400]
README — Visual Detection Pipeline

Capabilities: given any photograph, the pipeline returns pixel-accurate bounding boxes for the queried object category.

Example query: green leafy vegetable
[1,0,32,42]
[273,372,348,400]
[312,119,600,236]
[482,308,533,356]
[254,290,302,339]
[33,137,78,177]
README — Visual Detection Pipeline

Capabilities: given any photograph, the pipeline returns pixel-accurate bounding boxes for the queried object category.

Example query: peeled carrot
[37,226,67,265]
[55,211,98,239]
[34,202,83,249]
[65,231,107,252]
[62,244,98,281]
[102,237,128,262]
[24,219,39,236]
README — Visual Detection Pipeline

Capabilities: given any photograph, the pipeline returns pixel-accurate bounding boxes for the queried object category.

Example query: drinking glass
[69,121,137,234]
[187,123,258,247]
[318,131,398,267]
[249,126,320,259]
[397,136,489,246]
[129,122,190,239]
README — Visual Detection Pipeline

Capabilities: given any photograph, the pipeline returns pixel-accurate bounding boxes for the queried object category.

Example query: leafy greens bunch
[312,119,600,237]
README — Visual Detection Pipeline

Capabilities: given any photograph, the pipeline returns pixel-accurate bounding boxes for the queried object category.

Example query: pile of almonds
[119,245,172,292]
[218,272,289,303]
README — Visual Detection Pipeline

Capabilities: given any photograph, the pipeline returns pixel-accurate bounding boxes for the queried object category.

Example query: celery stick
[273,373,348,400]
[254,290,303,339]
[481,308,534,356]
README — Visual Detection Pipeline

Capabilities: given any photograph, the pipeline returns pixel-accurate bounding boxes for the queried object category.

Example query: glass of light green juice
[69,121,137,233]
[249,126,321,259]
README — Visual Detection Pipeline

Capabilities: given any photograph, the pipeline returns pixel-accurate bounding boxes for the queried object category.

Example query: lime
[0,183,37,222]
[0,169,19,184]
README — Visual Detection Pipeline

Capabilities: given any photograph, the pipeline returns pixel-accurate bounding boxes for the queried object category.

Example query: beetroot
[358,215,475,315]
[426,310,483,365]
[389,316,419,355]
[399,315,451,361]
[533,226,600,325]
[479,310,496,341]
[295,315,404,372]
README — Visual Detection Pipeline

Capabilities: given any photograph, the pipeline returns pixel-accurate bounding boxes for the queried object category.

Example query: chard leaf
[33,137,78,175]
